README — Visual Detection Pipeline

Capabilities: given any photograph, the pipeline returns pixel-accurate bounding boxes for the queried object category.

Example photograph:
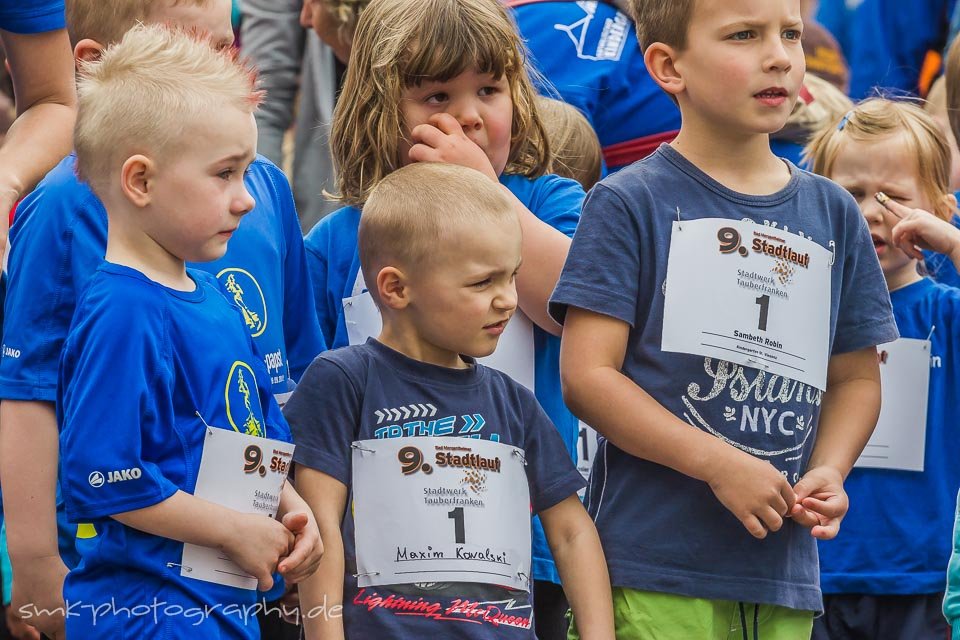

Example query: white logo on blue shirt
[554,2,628,62]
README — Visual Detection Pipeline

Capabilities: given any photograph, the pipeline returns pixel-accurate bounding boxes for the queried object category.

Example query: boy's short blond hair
[627,0,695,50]
[332,0,550,206]
[74,23,261,195]
[66,0,212,46]
[537,97,602,191]
[359,163,516,301]
[805,98,954,221]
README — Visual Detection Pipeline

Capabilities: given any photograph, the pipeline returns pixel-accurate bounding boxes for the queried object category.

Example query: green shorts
[568,587,814,640]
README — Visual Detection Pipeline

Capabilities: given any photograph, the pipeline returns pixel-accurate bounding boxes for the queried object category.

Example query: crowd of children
[1,0,960,639]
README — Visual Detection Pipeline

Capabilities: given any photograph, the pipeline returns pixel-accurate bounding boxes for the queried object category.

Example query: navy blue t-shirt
[59,264,291,639]
[549,144,898,611]
[284,339,585,637]
[0,0,64,33]
[507,0,681,172]
[819,278,960,595]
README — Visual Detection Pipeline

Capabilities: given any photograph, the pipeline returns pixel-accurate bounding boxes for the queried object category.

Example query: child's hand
[884,197,960,263]
[706,448,796,539]
[278,511,324,584]
[223,512,295,591]
[789,466,848,540]
[408,113,499,181]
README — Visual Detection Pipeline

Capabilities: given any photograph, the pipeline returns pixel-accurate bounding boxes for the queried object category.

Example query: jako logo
[89,468,142,488]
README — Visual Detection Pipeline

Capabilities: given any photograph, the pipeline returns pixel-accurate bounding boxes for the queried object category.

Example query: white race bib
[575,421,598,482]
[180,428,294,589]
[662,219,832,390]
[343,271,536,390]
[352,436,532,591]
[855,338,931,472]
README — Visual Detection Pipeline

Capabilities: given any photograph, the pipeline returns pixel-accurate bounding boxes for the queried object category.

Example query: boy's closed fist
[706,447,796,539]
[278,510,324,584]
[224,512,296,591]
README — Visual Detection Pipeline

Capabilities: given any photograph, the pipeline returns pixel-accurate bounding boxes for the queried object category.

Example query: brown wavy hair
[330,0,551,206]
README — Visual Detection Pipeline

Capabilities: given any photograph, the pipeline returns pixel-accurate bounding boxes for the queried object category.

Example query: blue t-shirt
[0,153,325,403]
[59,264,291,639]
[921,213,960,289]
[549,143,899,612]
[284,339,585,638]
[303,172,582,584]
[507,0,681,172]
[818,277,960,595]
[0,0,64,33]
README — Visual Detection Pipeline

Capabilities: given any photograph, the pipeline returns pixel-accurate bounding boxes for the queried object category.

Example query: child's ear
[74,39,105,68]
[944,192,958,216]
[377,266,410,310]
[644,42,684,98]
[120,155,155,208]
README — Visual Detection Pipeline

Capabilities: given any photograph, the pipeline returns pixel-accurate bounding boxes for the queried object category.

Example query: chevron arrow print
[458,414,486,434]
[375,403,439,424]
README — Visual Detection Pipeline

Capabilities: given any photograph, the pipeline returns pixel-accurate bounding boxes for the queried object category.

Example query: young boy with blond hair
[285,162,614,639]
[57,24,322,638]
[550,0,898,637]
[0,1,325,637]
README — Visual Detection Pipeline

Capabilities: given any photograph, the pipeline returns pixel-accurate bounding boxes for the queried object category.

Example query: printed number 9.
[398,446,423,475]
[243,444,263,474]
[718,227,741,253]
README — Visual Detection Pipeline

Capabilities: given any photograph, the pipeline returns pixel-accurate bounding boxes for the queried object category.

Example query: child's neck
[885,263,924,293]
[378,322,469,370]
[104,211,194,291]
[670,117,791,196]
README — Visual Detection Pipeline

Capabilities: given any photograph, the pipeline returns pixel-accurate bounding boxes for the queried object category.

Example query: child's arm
[112,490,295,591]
[409,113,570,335]
[275,482,325,583]
[539,494,614,639]
[560,307,796,539]
[789,347,881,539]
[884,196,960,273]
[945,493,960,638]
[294,466,349,640]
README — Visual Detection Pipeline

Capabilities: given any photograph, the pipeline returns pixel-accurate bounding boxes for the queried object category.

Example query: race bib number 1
[352,436,532,592]
[662,219,832,390]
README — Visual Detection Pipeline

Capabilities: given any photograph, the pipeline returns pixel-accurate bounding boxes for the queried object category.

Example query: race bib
[856,338,931,472]
[352,436,532,591]
[662,219,832,390]
[180,427,294,589]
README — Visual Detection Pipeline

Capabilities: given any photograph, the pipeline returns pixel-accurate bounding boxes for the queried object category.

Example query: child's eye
[471,278,492,288]
[730,30,755,41]
[478,86,500,97]
[846,188,864,200]
[782,29,802,41]
[218,169,236,181]
[425,92,449,105]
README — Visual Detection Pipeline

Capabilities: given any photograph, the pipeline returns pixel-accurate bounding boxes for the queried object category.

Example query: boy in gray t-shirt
[549,0,898,637]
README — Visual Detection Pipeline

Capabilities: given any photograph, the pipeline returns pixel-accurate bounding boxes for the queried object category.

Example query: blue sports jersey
[0,153,324,403]
[505,0,681,172]
[0,0,64,33]
[818,278,960,595]
[284,339,585,637]
[59,264,290,639]
[0,152,323,567]
[304,172,583,584]
[847,0,957,98]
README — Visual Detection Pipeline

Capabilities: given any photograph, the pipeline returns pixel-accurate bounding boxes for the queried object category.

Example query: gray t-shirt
[549,144,898,611]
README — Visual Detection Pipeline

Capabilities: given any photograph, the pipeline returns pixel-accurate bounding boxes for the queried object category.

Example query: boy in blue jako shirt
[551,0,898,637]
[0,0,325,635]
[57,25,322,638]
[805,103,960,639]
[285,162,614,640]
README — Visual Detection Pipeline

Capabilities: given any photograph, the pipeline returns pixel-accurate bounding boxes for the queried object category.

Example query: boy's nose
[763,39,792,73]
[299,0,314,29]
[494,284,518,312]
[234,186,256,217]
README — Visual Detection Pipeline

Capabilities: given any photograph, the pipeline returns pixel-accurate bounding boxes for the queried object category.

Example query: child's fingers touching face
[407,113,499,180]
